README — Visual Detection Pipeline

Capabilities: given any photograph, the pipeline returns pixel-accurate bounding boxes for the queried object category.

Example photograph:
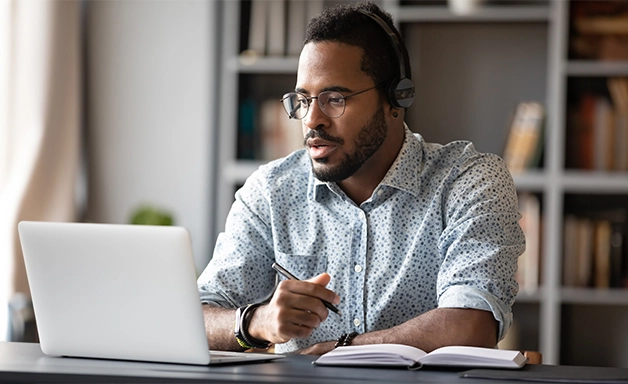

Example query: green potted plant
[129,205,174,226]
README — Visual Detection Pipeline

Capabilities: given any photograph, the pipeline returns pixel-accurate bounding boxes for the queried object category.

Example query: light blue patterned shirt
[198,127,524,353]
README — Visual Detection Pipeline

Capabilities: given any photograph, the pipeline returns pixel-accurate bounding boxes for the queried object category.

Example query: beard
[307,103,387,183]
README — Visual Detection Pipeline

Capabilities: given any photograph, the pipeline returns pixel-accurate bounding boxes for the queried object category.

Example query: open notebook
[18,221,283,366]
[315,344,527,370]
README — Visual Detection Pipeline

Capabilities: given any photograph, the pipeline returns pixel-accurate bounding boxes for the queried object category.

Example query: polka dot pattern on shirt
[198,127,525,353]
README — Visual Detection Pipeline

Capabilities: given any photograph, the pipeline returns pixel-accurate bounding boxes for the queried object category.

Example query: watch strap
[234,303,271,350]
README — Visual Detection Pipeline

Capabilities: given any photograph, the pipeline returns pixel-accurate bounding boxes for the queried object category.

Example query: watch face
[234,307,243,333]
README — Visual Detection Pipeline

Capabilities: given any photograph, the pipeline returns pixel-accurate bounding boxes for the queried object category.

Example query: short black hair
[304,2,411,99]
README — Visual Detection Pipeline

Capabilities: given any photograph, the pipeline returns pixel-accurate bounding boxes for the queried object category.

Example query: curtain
[0,0,81,341]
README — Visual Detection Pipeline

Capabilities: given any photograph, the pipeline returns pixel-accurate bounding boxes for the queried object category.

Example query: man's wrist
[234,303,271,350]
[245,303,269,342]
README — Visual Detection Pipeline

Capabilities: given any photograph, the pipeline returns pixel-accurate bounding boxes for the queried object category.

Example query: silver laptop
[18,221,283,366]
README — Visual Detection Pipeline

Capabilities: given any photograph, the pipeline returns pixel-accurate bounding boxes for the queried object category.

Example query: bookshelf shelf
[215,0,628,367]
[394,5,550,23]
[515,289,543,304]
[561,288,628,306]
[512,171,548,192]
[566,61,628,77]
[560,172,628,193]
[228,56,299,74]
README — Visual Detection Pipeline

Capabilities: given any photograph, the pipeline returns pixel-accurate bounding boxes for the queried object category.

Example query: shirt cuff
[197,285,238,309]
[438,285,513,341]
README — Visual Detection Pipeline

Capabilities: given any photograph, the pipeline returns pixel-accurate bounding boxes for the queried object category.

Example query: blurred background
[2,0,628,368]
[1,0,219,344]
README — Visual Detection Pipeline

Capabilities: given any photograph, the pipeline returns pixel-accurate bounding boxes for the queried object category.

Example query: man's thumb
[306,272,331,287]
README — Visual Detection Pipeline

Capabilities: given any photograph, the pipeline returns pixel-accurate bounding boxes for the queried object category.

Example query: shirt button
[354,264,363,273]
[377,189,384,196]
[353,318,361,327]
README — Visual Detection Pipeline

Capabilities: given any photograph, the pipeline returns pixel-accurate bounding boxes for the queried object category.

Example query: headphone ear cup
[389,77,416,109]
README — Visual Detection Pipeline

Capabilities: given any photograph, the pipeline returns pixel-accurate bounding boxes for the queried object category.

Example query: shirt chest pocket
[274,251,327,280]
[272,220,352,280]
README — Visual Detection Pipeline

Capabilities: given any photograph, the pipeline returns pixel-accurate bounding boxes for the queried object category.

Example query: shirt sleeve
[436,150,525,341]
[197,170,278,309]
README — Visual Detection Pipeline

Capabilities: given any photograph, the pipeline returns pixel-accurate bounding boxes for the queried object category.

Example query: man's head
[290,2,412,186]
[304,2,413,109]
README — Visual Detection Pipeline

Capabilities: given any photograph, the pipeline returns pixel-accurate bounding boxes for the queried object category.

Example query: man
[198,1,524,355]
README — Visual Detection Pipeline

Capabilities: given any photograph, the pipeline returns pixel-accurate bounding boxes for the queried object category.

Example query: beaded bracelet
[334,331,359,348]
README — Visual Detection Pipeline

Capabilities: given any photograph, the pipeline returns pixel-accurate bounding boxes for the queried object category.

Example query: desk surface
[2,342,628,384]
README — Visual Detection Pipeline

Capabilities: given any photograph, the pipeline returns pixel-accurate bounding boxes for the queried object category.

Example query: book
[238,98,259,160]
[575,94,597,170]
[615,111,628,172]
[247,0,268,56]
[259,98,303,161]
[575,218,594,287]
[593,219,612,289]
[574,15,628,35]
[592,97,614,171]
[267,0,286,56]
[609,218,625,288]
[287,0,307,56]
[608,77,628,171]
[563,215,579,287]
[516,193,541,293]
[502,101,545,173]
[313,344,527,370]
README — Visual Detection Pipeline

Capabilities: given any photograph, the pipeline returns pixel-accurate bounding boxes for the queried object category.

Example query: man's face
[296,42,388,182]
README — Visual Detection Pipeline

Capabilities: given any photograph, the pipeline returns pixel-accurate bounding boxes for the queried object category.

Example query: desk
[2,342,628,383]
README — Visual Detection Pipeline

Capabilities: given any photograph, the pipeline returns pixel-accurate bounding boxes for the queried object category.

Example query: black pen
[271,262,341,315]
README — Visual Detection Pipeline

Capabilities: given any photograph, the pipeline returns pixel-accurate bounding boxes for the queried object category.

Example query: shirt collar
[308,124,424,201]
[379,125,423,197]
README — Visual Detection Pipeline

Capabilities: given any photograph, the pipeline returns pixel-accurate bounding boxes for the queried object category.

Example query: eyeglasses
[279,85,379,120]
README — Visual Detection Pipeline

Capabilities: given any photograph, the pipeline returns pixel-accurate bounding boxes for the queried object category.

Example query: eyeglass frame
[279,83,382,120]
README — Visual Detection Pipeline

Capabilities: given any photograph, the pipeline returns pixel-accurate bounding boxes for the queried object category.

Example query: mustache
[303,128,344,146]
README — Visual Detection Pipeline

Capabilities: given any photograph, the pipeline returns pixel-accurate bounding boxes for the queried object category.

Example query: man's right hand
[247,272,341,344]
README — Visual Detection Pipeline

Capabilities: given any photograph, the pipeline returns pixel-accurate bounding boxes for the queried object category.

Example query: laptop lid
[18,221,277,366]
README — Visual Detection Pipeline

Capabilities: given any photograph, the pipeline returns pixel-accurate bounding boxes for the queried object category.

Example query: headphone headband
[358,10,406,79]
[357,9,415,109]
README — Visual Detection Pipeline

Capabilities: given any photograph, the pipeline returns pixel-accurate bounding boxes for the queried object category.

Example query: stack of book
[563,209,627,289]
[244,0,324,58]
[238,97,303,161]
[569,0,628,62]
[565,78,628,171]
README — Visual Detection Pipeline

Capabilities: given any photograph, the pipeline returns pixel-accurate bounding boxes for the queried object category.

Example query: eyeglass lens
[281,91,346,120]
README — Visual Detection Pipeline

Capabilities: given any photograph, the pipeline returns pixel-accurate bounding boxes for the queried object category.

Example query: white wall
[85,0,218,272]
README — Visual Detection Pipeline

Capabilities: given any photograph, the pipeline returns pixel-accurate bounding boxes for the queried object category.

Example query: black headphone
[358,10,415,109]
